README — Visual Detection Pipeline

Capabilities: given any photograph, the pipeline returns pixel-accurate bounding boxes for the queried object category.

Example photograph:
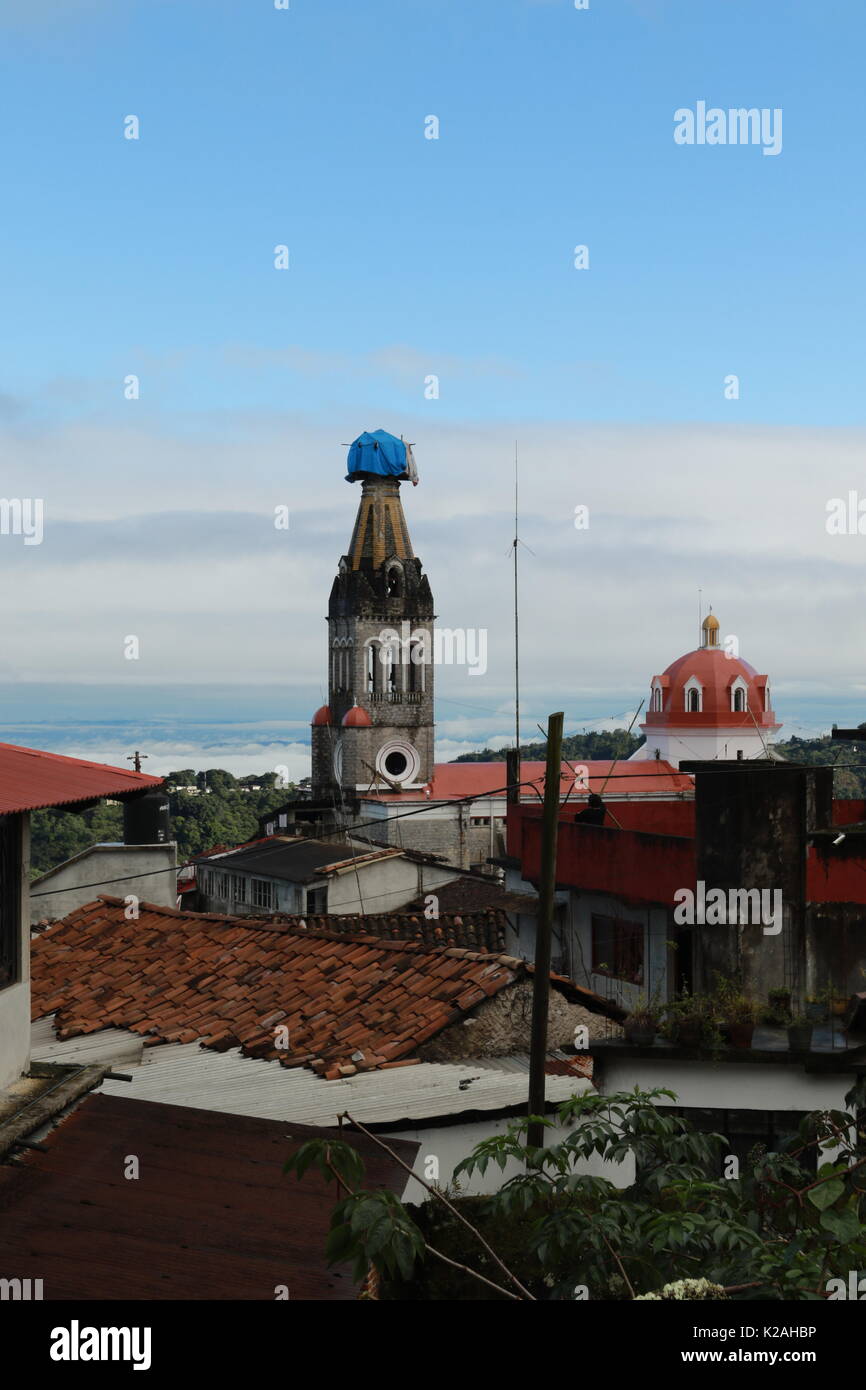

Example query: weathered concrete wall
[805,901,866,999]
[419,978,623,1063]
[690,763,833,1003]
[598,1054,852,1115]
[0,813,30,1090]
[30,843,178,924]
[326,858,457,915]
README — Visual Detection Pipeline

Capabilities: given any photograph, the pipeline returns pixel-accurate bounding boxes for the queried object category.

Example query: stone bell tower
[311,436,435,798]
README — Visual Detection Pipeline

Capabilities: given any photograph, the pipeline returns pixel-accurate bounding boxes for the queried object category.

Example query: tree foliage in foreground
[285,1085,866,1300]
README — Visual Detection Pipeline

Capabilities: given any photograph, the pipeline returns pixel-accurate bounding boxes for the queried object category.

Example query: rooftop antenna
[698,587,702,646]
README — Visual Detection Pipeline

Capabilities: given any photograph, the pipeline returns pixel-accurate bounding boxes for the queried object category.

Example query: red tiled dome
[311,705,332,726]
[645,647,777,730]
[342,703,372,728]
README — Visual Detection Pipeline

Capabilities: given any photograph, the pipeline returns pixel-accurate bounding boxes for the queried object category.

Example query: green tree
[285,1084,866,1301]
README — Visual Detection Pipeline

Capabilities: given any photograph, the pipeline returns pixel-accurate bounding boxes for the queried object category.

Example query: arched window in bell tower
[409,641,425,693]
[366,641,379,694]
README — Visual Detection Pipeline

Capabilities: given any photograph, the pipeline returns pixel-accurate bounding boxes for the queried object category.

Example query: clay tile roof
[31,897,533,1072]
[408,876,539,917]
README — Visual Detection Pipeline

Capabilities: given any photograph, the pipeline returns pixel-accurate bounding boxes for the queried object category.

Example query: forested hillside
[454,728,866,797]
[28,728,866,880]
[29,770,292,878]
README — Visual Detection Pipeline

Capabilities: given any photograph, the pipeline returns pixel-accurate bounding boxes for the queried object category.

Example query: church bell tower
[311,432,435,798]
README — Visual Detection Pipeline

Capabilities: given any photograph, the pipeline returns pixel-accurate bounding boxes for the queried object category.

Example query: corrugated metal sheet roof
[0,741,162,813]
[32,1019,591,1126]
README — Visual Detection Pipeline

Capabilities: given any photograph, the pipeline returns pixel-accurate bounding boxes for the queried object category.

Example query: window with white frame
[685,681,702,713]
[251,878,275,910]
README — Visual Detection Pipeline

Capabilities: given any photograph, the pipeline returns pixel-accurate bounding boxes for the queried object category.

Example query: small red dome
[311,705,332,726]
[342,703,372,728]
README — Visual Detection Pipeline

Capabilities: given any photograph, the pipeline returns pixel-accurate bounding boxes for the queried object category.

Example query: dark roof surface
[197,836,400,883]
[410,876,539,917]
[298,907,507,953]
[0,1093,416,1300]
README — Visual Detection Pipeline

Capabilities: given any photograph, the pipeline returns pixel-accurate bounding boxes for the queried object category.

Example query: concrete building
[502,757,866,1158]
[0,741,162,1091]
[194,835,459,917]
[30,841,178,925]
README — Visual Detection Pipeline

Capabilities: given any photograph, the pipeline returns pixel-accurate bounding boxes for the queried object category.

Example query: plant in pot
[712,976,757,1048]
[766,986,791,1023]
[805,991,829,1023]
[830,992,851,1019]
[660,993,721,1050]
[719,993,757,1048]
[787,1013,814,1051]
[623,997,659,1047]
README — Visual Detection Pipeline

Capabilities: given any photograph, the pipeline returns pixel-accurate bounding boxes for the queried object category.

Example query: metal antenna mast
[513,442,520,755]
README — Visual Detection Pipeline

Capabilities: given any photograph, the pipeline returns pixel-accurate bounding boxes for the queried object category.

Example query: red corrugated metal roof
[0,1093,416,1300]
[0,741,162,813]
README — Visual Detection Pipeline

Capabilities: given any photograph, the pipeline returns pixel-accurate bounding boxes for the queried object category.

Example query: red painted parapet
[515,812,695,908]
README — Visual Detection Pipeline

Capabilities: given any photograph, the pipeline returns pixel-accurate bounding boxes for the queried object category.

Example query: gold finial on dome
[701,610,720,648]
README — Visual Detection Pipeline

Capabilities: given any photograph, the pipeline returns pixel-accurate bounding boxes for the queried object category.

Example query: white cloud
[2,408,865,730]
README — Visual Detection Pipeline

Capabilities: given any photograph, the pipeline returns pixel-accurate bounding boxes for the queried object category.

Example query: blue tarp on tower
[345,430,418,484]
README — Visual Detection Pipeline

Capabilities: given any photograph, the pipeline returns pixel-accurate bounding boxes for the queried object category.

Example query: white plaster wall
[387,1112,635,1203]
[630,727,769,765]
[0,813,30,1089]
[0,982,30,1091]
[30,843,178,923]
[598,1056,852,1113]
[326,858,457,915]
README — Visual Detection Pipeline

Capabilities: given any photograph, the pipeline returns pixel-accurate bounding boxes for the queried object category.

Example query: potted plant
[831,992,851,1019]
[787,1014,814,1051]
[712,977,757,1048]
[661,993,721,1050]
[767,986,791,1020]
[805,991,829,1023]
[719,993,757,1049]
[624,1000,659,1047]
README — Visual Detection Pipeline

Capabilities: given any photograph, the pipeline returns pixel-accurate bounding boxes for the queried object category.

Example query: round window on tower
[376,740,420,785]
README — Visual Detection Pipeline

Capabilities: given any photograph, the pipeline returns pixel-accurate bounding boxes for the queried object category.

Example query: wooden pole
[527,711,564,1152]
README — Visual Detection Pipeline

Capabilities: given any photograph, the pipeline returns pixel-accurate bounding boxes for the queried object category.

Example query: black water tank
[123,790,171,845]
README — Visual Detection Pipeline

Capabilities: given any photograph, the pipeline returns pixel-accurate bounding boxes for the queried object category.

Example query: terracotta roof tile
[32,897,623,1071]
[31,897,536,1072]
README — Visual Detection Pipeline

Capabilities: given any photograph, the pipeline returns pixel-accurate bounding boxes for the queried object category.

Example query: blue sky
[2,0,863,425]
[1,0,865,774]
